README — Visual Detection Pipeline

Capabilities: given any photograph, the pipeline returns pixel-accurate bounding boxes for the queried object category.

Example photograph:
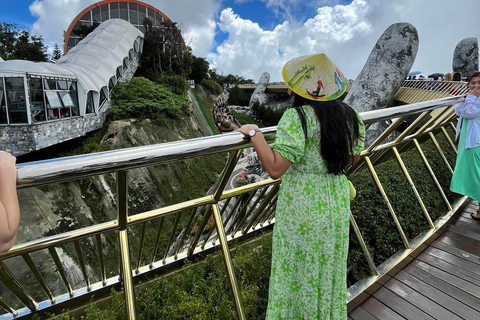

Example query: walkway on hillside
[348,198,480,320]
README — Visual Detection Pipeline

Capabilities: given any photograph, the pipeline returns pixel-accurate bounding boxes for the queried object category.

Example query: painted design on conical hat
[282,53,347,101]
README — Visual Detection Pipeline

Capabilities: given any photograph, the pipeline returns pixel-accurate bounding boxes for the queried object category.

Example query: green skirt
[451,119,480,202]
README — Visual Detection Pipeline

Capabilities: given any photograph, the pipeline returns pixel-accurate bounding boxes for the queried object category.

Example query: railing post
[0,261,38,312]
[116,170,136,320]
[364,157,410,249]
[212,203,246,320]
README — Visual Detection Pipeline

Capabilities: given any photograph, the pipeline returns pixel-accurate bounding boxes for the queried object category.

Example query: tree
[52,43,62,60]
[11,30,48,61]
[0,22,17,60]
[209,70,255,86]
[137,17,189,80]
[190,56,210,84]
[0,22,48,61]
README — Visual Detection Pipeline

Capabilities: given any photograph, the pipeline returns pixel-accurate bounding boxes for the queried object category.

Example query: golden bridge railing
[0,94,468,319]
[395,80,468,103]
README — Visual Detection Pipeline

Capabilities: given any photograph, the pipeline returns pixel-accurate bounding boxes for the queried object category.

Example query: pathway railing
[0,92,468,319]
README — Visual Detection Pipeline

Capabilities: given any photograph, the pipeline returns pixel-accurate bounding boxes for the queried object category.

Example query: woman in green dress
[451,71,480,219]
[238,54,365,319]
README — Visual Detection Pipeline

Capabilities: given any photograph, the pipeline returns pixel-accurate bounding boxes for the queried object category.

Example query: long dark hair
[293,95,362,175]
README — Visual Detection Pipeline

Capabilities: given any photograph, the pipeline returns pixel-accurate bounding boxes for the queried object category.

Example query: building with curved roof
[0,19,143,156]
[64,0,176,54]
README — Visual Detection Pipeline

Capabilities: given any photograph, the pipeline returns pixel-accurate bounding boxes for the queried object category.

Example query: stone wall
[1,113,106,156]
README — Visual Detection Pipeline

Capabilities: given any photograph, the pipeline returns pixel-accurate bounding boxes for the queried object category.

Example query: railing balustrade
[0,88,468,319]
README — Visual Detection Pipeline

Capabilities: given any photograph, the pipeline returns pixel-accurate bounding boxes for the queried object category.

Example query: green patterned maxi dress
[266,106,365,319]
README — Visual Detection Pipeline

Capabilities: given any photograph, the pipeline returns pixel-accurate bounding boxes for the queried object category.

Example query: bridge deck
[349,199,480,320]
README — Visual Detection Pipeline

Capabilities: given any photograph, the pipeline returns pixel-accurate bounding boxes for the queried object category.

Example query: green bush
[200,79,222,95]
[347,131,457,284]
[251,101,283,126]
[157,71,189,95]
[108,77,189,121]
[220,120,231,128]
[228,86,250,106]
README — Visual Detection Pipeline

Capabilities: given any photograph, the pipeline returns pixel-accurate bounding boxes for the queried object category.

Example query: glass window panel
[29,79,45,123]
[29,78,42,90]
[119,3,128,20]
[138,5,146,25]
[5,77,27,123]
[57,80,68,90]
[99,89,107,107]
[108,77,115,92]
[128,3,139,25]
[92,7,101,22]
[0,78,7,124]
[68,81,79,116]
[45,91,62,108]
[59,92,74,107]
[123,57,128,70]
[101,4,109,21]
[80,12,90,22]
[116,67,122,79]
[148,8,154,19]
[68,37,76,51]
[86,92,95,114]
[43,79,56,90]
[110,3,119,19]
[138,26,145,33]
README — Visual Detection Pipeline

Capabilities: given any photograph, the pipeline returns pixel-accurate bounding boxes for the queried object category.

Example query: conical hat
[282,53,347,101]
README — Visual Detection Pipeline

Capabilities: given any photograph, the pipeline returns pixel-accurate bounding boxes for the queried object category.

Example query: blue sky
[0,0,35,30]
[1,0,480,82]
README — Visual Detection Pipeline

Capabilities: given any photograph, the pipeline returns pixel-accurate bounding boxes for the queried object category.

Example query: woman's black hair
[292,94,362,175]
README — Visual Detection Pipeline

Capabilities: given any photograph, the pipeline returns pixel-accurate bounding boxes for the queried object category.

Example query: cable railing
[0,92,468,319]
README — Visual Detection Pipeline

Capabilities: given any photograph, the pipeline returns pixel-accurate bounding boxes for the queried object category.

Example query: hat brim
[282,53,347,101]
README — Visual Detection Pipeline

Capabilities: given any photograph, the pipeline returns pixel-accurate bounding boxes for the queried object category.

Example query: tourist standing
[451,72,480,219]
[238,53,365,319]
[0,151,20,253]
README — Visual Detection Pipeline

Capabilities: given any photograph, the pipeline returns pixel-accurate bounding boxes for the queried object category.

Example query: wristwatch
[248,128,261,138]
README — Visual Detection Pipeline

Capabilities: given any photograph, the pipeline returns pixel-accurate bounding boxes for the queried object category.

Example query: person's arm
[0,151,20,253]
[238,124,292,179]
[457,88,480,119]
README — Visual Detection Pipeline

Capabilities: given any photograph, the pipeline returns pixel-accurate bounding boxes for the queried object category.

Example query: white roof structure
[57,19,143,92]
[0,19,143,94]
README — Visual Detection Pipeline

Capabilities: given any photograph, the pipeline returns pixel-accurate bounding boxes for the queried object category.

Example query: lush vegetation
[347,129,457,283]
[108,77,189,122]
[0,22,48,61]
[192,89,218,134]
[200,79,223,95]
[45,235,272,320]
[230,110,264,128]
[210,73,255,86]
[251,101,283,126]
[227,86,250,106]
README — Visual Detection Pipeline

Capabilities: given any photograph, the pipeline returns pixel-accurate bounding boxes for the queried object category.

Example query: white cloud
[210,0,372,81]
[211,0,480,82]
[28,0,219,56]
[23,0,480,82]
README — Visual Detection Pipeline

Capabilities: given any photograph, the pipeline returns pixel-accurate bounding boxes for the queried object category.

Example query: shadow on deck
[349,198,480,320]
